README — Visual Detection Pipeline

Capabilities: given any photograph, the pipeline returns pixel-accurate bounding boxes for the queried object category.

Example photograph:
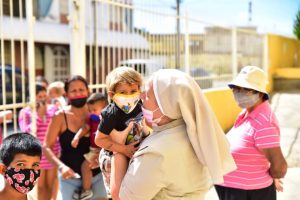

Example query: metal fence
[0,0,37,136]
[0,0,267,135]
[87,0,266,91]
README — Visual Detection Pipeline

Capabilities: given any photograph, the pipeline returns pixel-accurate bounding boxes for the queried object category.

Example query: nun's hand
[123,141,140,158]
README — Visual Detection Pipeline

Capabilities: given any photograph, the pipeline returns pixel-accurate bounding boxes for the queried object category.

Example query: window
[52,46,69,81]
[2,0,27,18]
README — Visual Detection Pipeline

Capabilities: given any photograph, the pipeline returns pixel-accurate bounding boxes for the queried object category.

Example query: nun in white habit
[119,69,236,200]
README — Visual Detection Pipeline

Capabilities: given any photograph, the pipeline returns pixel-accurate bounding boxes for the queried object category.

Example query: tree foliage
[294,9,300,40]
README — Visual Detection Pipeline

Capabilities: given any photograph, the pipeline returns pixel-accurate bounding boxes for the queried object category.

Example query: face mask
[69,96,87,108]
[4,167,40,194]
[90,113,101,122]
[142,106,164,127]
[233,91,260,108]
[113,92,140,114]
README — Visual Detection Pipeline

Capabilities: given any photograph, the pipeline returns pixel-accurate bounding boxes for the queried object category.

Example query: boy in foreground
[0,133,42,200]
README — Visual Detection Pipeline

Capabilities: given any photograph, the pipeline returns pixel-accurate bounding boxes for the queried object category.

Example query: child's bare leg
[110,153,129,200]
[81,160,93,191]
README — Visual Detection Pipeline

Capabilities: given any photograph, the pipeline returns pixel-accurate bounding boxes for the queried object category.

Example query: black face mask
[5,167,40,194]
[69,97,87,108]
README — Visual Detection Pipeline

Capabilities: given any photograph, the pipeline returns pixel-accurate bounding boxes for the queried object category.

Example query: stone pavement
[205,90,300,200]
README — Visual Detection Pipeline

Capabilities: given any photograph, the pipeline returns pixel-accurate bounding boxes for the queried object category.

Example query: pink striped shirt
[18,105,61,169]
[220,101,280,190]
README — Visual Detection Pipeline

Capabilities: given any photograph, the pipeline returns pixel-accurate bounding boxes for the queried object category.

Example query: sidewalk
[273,91,300,200]
[205,91,300,200]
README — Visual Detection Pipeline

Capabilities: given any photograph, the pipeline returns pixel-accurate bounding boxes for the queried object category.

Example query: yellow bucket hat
[228,66,269,99]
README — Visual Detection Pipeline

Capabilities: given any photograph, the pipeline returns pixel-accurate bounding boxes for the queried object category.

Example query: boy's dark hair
[0,133,42,166]
[87,93,108,105]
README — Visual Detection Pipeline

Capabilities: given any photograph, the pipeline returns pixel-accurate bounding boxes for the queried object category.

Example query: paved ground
[206,90,300,200]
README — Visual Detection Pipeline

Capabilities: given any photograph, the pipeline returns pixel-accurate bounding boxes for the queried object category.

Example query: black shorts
[214,182,276,200]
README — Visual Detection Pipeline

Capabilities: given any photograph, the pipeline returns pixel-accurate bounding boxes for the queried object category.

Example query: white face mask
[113,92,140,114]
[141,106,164,127]
[233,90,260,108]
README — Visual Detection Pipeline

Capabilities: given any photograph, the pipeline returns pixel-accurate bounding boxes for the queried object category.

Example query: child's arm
[110,123,132,145]
[95,125,139,158]
[71,124,90,148]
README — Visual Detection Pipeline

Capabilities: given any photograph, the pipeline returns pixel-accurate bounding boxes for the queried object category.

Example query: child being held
[95,66,147,200]
[0,133,42,200]
[47,81,67,109]
[71,93,108,200]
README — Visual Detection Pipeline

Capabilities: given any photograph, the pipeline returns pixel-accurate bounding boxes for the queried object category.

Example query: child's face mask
[4,167,40,194]
[89,113,101,122]
[113,92,140,114]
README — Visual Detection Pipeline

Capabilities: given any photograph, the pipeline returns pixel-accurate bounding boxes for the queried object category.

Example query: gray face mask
[233,91,260,108]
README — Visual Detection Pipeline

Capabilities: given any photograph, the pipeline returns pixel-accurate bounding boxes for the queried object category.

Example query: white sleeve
[119,151,165,200]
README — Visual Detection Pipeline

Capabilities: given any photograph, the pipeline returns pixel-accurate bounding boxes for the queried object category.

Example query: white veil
[152,69,236,184]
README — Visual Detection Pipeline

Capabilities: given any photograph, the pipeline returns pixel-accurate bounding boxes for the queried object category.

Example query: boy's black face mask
[4,167,40,194]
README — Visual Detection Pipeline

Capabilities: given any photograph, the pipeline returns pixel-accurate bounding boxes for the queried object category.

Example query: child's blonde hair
[106,66,143,92]
[47,81,65,96]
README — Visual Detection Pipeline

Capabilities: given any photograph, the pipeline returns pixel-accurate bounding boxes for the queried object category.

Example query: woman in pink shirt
[215,66,287,200]
[18,83,60,200]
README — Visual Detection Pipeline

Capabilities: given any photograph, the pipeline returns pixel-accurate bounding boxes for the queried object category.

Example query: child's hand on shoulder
[71,137,79,148]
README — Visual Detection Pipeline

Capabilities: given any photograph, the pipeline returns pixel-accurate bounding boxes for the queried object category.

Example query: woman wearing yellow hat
[215,66,287,200]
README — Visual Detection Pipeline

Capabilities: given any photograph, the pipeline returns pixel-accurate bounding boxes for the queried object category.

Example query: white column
[184,10,190,75]
[263,34,269,72]
[231,27,237,78]
[69,0,86,77]
[44,46,54,82]
[26,0,36,136]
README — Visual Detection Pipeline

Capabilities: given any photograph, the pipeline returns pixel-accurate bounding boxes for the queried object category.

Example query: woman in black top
[43,75,107,200]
